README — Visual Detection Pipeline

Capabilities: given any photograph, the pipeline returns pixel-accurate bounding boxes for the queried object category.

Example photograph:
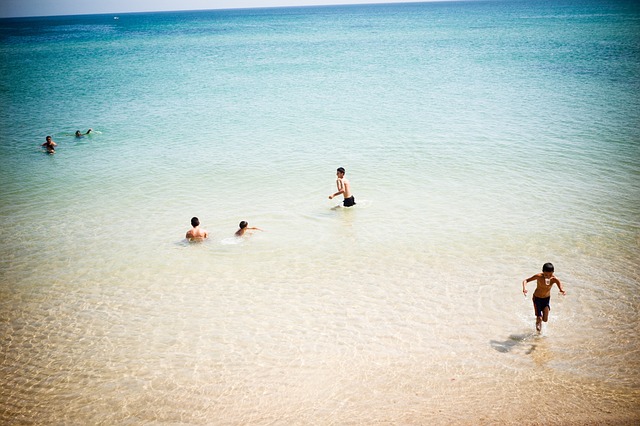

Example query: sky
[0,0,450,19]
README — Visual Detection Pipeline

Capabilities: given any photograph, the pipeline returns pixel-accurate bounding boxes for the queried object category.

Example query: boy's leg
[533,297,542,331]
[542,306,550,322]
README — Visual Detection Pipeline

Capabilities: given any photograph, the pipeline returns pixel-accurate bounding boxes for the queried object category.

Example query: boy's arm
[522,274,539,295]
[329,179,345,199]
[554,278,566,295]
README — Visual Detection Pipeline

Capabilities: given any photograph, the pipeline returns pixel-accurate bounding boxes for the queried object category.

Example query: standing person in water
[235,221,263,237]
[41,136,57,154]
[328,167,355,207]
[522,262,566,332]
[186,217,208,241]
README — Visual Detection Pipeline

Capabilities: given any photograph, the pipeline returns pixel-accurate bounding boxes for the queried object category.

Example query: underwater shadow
[490,333,537,355]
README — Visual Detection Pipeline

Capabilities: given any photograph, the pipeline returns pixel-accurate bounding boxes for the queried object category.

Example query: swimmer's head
[542,263,554,273]
[239,221,248,229]
[75,130,81,137]
[191,217,200,227]
[337,167,345,174]
[46,136,51,141]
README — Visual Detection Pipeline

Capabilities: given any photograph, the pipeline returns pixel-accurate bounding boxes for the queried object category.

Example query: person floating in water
[235,221,263,237]
[186,217,208,241]
[41,136,57,154]
[328,167,355,207]
[75,129,92,138]
[522,262,566,332]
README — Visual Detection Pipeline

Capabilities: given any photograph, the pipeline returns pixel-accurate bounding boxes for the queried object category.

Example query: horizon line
[0,0,470,20]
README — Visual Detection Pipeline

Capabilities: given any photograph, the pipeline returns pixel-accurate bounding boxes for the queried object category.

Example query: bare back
[186,227,208,240]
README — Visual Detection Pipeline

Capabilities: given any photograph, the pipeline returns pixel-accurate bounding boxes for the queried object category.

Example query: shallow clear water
[1,0,639,423]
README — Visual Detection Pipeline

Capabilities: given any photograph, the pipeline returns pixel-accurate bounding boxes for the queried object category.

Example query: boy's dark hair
[542,263,554,272]
[239,221,248,229]
[337,167,345,174]
[191,217,200,227]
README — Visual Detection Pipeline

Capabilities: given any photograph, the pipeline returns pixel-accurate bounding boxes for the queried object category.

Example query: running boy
[522,262,566,332]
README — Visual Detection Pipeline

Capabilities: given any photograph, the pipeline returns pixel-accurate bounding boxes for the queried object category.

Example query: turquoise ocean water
[1,0,639,423]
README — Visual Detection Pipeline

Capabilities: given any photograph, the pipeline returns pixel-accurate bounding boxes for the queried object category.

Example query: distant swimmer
[522,262,566,332]
[186,217,208,241]
[75,129,92,138]
[41,136,57,154]
[328,167,355,207]
[235,221,263,237]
